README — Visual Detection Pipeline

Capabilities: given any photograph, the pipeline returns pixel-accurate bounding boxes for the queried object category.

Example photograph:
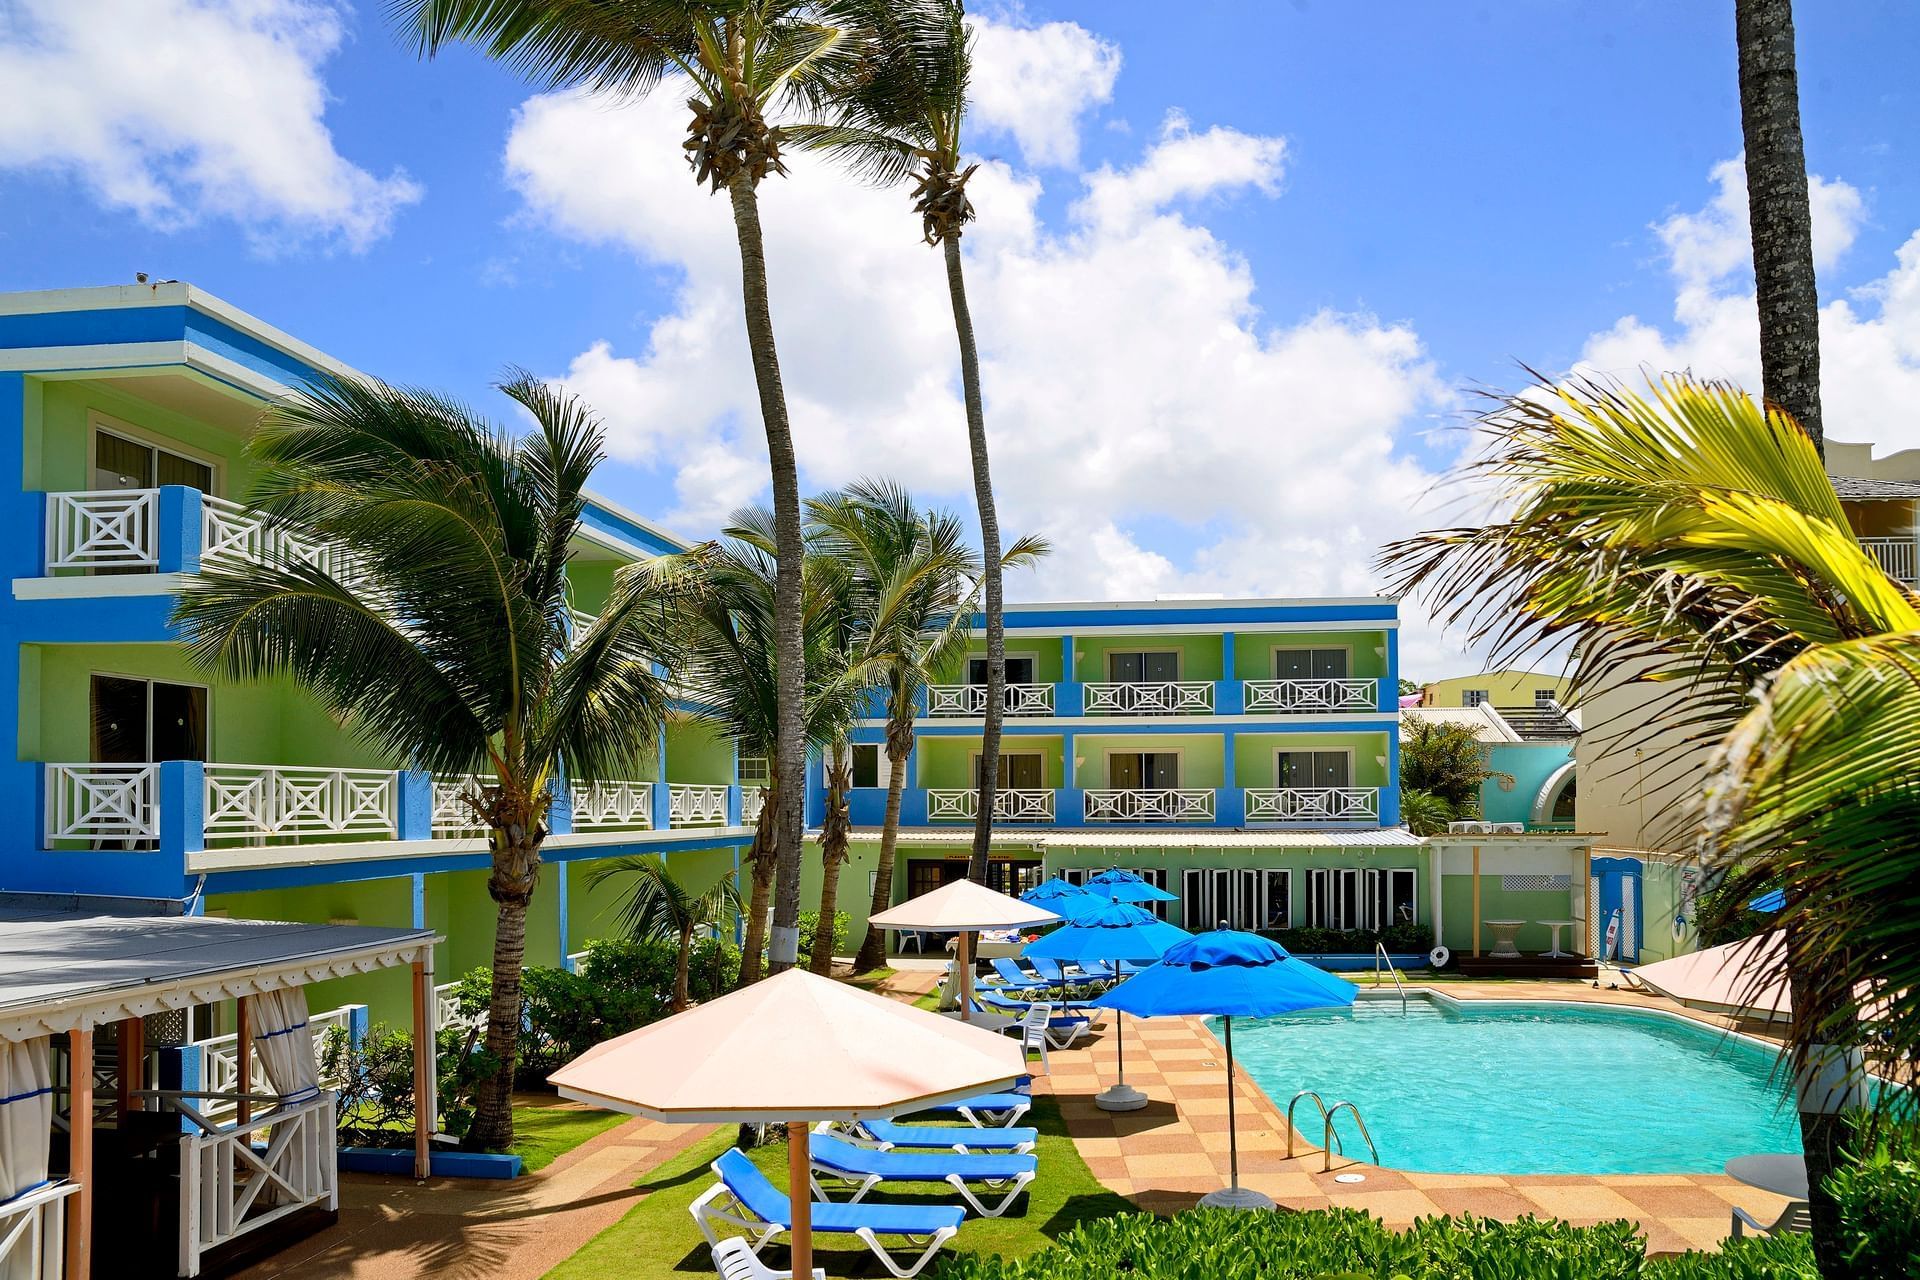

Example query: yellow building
[1421,669,1570,710]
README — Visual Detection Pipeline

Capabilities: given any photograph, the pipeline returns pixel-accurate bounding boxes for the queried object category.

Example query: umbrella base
[1198,1185,1276,1211]
[1094,1083,1150,1112]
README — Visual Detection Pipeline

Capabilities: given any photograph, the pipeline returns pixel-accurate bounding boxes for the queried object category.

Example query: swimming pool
[1222,995,1803,1174]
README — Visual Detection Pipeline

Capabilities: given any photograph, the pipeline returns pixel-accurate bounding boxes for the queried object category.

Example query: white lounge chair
[710,1236,825,1280]
[1731,1200,1812,1238]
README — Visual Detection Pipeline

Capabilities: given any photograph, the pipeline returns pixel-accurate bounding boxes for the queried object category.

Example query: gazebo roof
[0,900,438,1041]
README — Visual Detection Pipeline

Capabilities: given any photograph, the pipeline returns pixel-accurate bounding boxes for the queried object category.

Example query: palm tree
[810,736,854,975]
[793,0,1012,882]
[173,371,694,1152]
[397,0,856,973]
[1737,0,1824,452]
[809,479,1045,971]
[588,854,743,1010]
[1382,373,1919,1275]
[677,505,864,984]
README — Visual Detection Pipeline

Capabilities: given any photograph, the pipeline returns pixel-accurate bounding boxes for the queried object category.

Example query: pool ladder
[1373,942,1409,1016]
[1287,1090,1380,1173]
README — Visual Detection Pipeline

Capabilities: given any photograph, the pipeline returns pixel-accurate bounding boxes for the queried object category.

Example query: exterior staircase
[1491,703,1579,741]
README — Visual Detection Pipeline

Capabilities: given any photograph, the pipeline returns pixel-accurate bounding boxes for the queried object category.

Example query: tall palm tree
[1737,0,1824,452]
[588,854,743,1010]
[793,0,1012,882]
[1383,373,1919,1276]
[173,372,695,1153]
[677,505,863,983]
[810,736,853,974]
[810,479,1045,971]
[397,0,855,973]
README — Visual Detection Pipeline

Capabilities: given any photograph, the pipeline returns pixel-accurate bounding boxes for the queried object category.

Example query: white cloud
[1582,157,1920,455]
[0,0,420,251]
[965,14,1121,168]
[1076,113,1286,233]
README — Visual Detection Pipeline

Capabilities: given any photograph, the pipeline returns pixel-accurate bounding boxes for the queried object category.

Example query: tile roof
[1832,475,1920,499]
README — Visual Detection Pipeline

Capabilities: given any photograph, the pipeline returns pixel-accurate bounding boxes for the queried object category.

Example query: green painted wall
[937,639,1067,686]
[915,735,1066,788]
[1636,858,1697,963]
[566,560,620,617]
[1229,732,1392,789]
[562,847,738,953]
[1073,634,1223,683]
[30,378,256,497]
[1071,733,1225,789]
[665,718,735,783]
[1438,876,1585,956]
[207,878,418,1027]
[1231,631,1392,681]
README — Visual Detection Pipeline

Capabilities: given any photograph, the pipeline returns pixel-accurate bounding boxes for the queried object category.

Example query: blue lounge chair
[986,957,1049,990]
[910,1089,1032,1128]
[691,1149,963,1280]
[808,1133,1038,1217]
[834,1117,1038,1155]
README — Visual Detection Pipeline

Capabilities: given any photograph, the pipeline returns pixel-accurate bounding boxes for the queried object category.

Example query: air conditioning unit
[1447,820,1493,834]
[1491,822,1526,834]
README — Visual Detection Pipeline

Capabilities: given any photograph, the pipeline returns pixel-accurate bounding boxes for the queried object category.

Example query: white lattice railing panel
[434,981,484,1031]
[0,1180,75,1280]
[1082,681,1214,715]
[926,788,1055,823]
[566,608,599,647]
[668,783,728,827]
[741,785,765,824]
[1244,787,1380,823]
[202,765,397,844]
[925,683,1055,717]
[1243,677,1379,714]
[201,494,361,584]
[45,489,159,570]
[569,779,654,830]
[197,1004,361,1125]
[1083,788,1215,822]
[1861,537,1919,584]
[432,773,490,836]
[45,763,158,843]
[178,1092,337,1278]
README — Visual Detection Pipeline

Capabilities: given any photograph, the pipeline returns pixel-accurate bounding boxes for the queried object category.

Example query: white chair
[711,1236,825,1280]
[896,929,924,955]
[1731,1200,1812,1238]
[1018,1003,1052,1073]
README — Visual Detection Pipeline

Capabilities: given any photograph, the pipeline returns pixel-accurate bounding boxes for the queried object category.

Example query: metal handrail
[1324,1101,1380,1171]
[1374,941,1408,1015]
[1285,1090,1335,1160]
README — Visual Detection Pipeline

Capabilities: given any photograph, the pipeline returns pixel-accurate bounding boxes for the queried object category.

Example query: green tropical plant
[808,479,1046,970]
[172,372,694,1152]
[1381,372,1920,1275]
[791,0,1018,882]
[1398,787,1457,838]
[1399,717,1498,812]
[588,854,743,1010]
[396,0,859,975]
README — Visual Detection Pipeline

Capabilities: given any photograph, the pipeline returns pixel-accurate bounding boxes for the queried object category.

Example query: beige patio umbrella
[868,879,1059,1021]
[1633,932,1894,1023]
[549,967,1025,1278]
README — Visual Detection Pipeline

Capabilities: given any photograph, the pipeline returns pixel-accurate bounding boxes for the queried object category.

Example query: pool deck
[1012,973,1797,1255]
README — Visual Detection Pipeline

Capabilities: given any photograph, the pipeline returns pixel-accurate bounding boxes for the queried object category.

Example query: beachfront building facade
[0,284,754,1029]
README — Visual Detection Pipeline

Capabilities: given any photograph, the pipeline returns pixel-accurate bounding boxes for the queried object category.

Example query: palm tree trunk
[1786,907,1852,1275]
[812,771,851,976]
[854,716,912,972]
[726,169,808,973]
[673,923,694,1012]
[943,234,1003,885]
[1736,0,1823,454]
[737,795,779,985]
[468,829,541,1152]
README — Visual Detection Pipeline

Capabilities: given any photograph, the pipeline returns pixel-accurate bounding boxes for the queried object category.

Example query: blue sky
[4,0,1919,672]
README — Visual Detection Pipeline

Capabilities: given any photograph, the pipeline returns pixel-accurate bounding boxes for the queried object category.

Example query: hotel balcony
[36,486,348,586]
[1082,787,1216,822]
[917,675,1388,719]
[925,787,1057,823]
[1244,785,1380,824]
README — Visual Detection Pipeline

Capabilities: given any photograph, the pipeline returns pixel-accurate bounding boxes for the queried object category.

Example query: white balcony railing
[177,1092,337,1278]
[203,765,397,845]
[668,783,729,827]
[0,1179,76,1280]
[741,785,766,824]
[200,494,359,583]
[1245,787,1380,824]
[925,683,1055,717]
[431,773,489,836]
[569,779,654,830]
[196,1004,362,1125]
[45,763,159,842]
[46,489,158,569]
[566,608,599,646]
[1083,788,1215,822]
[1243,677,1379,714]
[926,788,1056,823]
[435,980,484,1032]
[1082,681,1214,715]
[1862,537,1919,584]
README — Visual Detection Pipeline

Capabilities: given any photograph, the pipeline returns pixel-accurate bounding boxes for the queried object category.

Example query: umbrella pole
[788,1121,813,1279]
[957,930,973,1021]
[1198,1015,1276,1211]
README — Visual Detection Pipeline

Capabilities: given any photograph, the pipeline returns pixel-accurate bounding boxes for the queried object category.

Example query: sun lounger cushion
[861,1118,1038,1152]
[811,1134,1037,1183]
[713,1149,964,1236]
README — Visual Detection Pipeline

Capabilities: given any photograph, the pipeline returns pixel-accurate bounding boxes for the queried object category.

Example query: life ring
[1671,917,1687,941]
[1428,945,1451,969]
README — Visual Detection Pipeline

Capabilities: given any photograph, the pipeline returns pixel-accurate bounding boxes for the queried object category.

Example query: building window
[1106,650,1179,682]
[972,751,1045,788]
[1365,868,1417,932]
[1276,750,1350,789]
[738,755,770,787]
[1185,867,1291,932]
[91,673,208,762]
[834,743,881,788]
[93,427,215,494]
[1108,751,1179,788]
[966,655,1035,685]
[1272,648,1348,679]
[1462,689,1489,707]
[1534,688,1558,707]
[1306,867,1361,930]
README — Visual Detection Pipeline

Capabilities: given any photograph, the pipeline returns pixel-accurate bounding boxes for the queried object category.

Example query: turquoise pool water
[1223,996,1803,1174]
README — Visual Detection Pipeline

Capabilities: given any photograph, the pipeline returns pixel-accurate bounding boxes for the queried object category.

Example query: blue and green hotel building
[0,283,1615,1032]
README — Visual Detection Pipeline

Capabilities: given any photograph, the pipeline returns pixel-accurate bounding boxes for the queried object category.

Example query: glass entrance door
[90,674,208,762]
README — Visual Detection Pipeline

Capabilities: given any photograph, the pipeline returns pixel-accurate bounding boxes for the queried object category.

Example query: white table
[1483,919,1525,959]
[1539,919,1577,959]
[1725,1154,1810,1199]
[941,1007,1018,1035]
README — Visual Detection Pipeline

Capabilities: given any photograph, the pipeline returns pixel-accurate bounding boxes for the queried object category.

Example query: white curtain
[248,988,319,1106]
[0,1035,53,1201]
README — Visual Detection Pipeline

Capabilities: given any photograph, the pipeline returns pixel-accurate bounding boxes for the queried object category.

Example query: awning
[0,903,438,1042]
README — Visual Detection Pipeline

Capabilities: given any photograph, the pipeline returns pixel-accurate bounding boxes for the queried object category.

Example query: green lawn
[546,1097,1135,1280]
[512,1099,632,1173]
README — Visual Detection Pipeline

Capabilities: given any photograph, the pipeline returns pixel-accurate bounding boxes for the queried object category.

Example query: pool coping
[1352,985,1792,1059]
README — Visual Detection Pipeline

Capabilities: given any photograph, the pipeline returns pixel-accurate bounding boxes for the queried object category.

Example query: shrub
[795,910,848,963]
[1829,1114,1920,1279]
[321,1022,493,1146]
[1262,923,1434,955]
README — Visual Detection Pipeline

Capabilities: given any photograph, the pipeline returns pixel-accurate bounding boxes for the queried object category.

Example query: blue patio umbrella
[1025,902,1191,1111]
[1020,877,1096,908]
[1083,867,1178,904]
[1095,930,1357,1209]
[1749,889,1786,913]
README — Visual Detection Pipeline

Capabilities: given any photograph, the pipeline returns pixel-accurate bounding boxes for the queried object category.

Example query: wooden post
[956,930,974,1022]
[1470,845,1482,959]
[786,1122,813,1280]
[67,1027,94,1280]
[115,1016,144,1116]
[1579,847,1593,956]
[234,996,252,1127]
[412,960,432,1180]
